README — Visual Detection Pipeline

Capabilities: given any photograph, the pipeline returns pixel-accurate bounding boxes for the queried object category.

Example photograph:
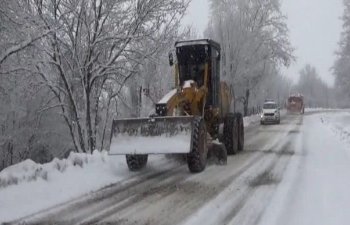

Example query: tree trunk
[100,98,113,151]
[93,79,106,151]
[86,87,94,153]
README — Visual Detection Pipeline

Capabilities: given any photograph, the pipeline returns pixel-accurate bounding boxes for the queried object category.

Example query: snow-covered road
[260,110,350,225]
[3,110,350,225]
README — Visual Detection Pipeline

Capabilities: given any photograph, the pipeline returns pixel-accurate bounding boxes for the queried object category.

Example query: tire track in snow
[11,119,268,225]
[98,116,301,224]
[226,116,303,225]
[180,115,302,225]
[81,149,269,224]
[225,141,297,225]
[14,115,302,225]
[12,163,186,224]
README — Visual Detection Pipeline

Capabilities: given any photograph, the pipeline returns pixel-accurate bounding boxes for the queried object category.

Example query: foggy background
[183,0,343,86]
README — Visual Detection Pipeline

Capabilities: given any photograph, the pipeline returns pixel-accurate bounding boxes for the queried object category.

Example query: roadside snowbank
[305,107,327,112]
[0,149,178,223]
[0,151,132,222]
[319,111,350,146]
[0,150,112,188]
[305,108,342,113]
[244,114,260,127]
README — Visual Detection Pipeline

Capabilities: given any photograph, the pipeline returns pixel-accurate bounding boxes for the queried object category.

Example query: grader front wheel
[187,117,208,173]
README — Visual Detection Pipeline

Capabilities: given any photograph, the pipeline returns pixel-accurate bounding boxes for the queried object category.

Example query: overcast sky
[182,0,344,86]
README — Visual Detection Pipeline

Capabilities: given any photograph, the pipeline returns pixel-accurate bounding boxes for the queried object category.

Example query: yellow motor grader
[109,39,244,173]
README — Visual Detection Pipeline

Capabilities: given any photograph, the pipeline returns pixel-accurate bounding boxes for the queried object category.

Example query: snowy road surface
[4,110,350,225]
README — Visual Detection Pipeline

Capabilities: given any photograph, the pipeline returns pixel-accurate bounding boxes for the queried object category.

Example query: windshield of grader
[176,45,209,87]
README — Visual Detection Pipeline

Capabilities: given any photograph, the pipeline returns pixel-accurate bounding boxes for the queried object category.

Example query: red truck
[287,94,304,114]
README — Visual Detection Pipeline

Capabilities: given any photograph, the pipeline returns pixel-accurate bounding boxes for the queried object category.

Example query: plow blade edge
[109,116,194,155]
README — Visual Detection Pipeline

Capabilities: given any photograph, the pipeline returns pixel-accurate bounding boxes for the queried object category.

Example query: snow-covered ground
[321,110,350,145]
[243,114,261,127]
[259,110,350,225]
[0,150,179,222]
[3,111,350,224]
[0,113,260,223]
[0,151,126,222]
[305,107,342,113]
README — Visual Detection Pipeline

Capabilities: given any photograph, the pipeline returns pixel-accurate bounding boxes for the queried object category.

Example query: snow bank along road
[7,110,350,225]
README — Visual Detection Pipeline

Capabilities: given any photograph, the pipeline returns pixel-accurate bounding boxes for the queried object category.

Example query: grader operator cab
[109,39,244,173]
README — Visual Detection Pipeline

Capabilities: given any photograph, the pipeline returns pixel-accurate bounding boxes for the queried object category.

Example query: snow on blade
[183,80,195,88]
[158,89,177,104]
[175,40,212,47]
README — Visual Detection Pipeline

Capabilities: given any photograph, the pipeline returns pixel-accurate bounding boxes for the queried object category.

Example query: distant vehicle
[287,94,304,114]
[261,101,280,125]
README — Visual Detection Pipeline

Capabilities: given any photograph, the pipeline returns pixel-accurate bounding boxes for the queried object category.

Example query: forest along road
[14,114,303,225]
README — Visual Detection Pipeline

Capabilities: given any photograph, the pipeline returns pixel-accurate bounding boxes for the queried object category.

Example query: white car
[260,101,280,125]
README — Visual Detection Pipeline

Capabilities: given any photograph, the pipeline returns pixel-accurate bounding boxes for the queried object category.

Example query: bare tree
[333,0,350,107]
[0,1,74,169]
[297,64,331,108]
[12,0,189,153]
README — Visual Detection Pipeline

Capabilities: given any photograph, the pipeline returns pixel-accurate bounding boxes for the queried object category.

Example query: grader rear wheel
[187,117,208,173]
[223,113,239,155]
[235,112,244,151]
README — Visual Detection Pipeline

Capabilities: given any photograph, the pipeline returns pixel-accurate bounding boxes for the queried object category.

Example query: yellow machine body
[109,39,244,173]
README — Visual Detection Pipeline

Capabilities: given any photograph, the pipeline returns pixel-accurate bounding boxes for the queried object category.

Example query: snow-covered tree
[333,0,350,106]
[0,1,73,169]
[0,0,190,164]
[206,0,294,115]
[32,0,190,153]
[296,64,332,108]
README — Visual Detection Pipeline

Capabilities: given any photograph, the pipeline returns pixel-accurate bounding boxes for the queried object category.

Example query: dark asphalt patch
[288,129,300,134]
[248,170,280,187]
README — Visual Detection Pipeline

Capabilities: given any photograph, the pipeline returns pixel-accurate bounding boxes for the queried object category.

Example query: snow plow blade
[109,116,194,155]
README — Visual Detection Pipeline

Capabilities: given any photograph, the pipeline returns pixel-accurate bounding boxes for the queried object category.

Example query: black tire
[223,113,239,155]
[126,154,148,171]
[235,113,244,151]
[187,117,208,173]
